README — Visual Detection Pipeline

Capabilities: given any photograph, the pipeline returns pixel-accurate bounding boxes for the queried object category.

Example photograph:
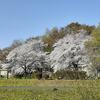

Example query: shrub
[42,73,49,79]
[31,72,37,79]
[13,74,24,79]
[35,72,42,80]
[53,69,87,80]
[67,22,95,34]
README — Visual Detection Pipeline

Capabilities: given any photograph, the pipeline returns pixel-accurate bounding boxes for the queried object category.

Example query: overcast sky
[0,0,100,48]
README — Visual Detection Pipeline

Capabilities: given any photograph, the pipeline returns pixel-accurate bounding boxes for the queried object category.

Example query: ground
[0,79,100,100]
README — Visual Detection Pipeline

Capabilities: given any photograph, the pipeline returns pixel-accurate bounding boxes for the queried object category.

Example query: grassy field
[0,79,100,100]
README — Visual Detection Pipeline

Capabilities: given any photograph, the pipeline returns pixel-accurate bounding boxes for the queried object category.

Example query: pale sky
[0,0,100,48]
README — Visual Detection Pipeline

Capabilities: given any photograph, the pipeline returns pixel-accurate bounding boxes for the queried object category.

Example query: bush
[67,22,95,34]
[42,73,49,79]
[31,72,37,79]
[35,72,42,80]
[13,74,24,79]
[52,69,87,80]
[43,45,54,53]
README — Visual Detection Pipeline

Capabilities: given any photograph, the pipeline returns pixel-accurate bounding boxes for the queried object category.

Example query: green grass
[0,79,100,100]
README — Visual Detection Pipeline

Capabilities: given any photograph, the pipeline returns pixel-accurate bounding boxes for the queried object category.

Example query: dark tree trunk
[7,70,9,79]
[24,65,27,79]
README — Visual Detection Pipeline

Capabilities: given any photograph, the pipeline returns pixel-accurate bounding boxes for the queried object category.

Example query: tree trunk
[24,65,27,79]
[7,70,9,79]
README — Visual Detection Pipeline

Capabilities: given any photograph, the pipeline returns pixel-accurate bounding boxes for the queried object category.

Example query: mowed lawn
[0,79,100,100]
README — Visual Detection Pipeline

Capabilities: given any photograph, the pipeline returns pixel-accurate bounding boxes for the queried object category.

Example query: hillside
[0,22,98,78]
